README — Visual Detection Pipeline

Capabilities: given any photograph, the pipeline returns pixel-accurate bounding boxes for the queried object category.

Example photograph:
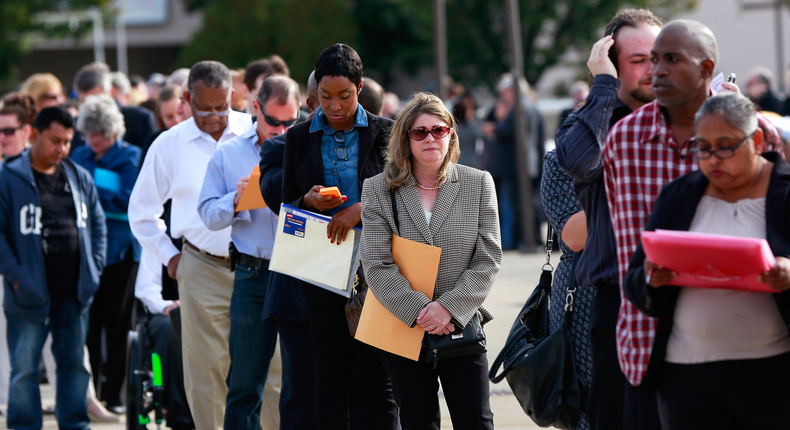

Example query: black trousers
[657,352,790,430]
[300,284,398,430]
[278,319,317,430]
[588,283,660,430]
[86,251,137,407]
[146,313,194,429]
[382,351,493,430]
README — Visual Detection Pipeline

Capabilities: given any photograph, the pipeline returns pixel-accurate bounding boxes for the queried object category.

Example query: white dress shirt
[129,111,253,265]
[134,249,173,315]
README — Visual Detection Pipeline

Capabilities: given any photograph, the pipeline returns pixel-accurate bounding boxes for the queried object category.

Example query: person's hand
[644,259,677,288]
[587,35,617,78]
[760,257,790,292]
[167,253,181,279]
[303,185,346,212]
[494,101,510,122]
[163,300,180,317]
[719,82,741,94]
[327,203,361,244]
[417,302,455,335]
[481,122,496,138]
[233,175,251,211]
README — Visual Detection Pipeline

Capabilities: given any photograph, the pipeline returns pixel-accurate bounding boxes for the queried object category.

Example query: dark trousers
[146,313,194,429]
[657,352,790,430]
[86,252,137,407]
[300,284,398,430]
[225,262,279,430]
[278,319,317,430]
[383,351,493,430]
[588,283,660,430]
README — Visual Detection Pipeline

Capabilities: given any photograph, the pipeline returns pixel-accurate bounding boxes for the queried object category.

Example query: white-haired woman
[71,94,141,411]
[361,92,502,429]
[624,93,790,429]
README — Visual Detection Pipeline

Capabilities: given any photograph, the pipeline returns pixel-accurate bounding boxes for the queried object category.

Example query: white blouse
[666,195,790,364]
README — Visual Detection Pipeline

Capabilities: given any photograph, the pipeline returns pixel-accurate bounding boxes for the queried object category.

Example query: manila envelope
[236,166,267,211]
[355,235,442,361]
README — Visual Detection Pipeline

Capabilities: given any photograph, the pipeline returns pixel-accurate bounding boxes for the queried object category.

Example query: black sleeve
[259,134,286,215]
[281,127,308,210]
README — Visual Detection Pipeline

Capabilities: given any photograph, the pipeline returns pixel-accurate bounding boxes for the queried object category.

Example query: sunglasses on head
[0,125,23,136]
[407,125,451,141]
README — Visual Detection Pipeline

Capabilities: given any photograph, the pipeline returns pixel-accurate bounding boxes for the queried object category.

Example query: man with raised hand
[603,19,781,427]
[129,61,252,430]
[555,9,663,430]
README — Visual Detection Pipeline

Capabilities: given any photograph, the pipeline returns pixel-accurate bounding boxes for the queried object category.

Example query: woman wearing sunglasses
[281,43,398,430]
[624,92,790,429]
[360,92,502,429]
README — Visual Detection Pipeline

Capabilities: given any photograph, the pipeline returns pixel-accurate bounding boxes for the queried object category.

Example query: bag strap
[544,224,554,272]
[390,191,400,235]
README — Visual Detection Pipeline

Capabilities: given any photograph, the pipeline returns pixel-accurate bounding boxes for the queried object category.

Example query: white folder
[268,204,359,297]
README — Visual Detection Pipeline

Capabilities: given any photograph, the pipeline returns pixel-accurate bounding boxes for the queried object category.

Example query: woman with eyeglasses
[281,43,398,430]
[360,92,502,429]
[624,92,790,429]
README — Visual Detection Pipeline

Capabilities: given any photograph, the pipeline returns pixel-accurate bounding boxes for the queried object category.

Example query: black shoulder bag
[488,226,586,430]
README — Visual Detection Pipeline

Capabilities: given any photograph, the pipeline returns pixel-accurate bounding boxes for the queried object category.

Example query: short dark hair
[314,44,363,87]
[244,59,273,90]
[605,9,663,73]
[257,76,300,106]
[188,61,231,93]
[33,106,75,132]
[0,92,36,125]
[73,62,111,94]
[129,74,145,87]
[358,77,384,115]
[269,55,290,77]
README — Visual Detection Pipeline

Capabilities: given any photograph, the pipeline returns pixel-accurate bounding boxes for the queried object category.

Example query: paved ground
[8,250,548,430]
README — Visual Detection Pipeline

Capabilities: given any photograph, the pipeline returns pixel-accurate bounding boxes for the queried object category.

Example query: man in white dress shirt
[129,61,252,430]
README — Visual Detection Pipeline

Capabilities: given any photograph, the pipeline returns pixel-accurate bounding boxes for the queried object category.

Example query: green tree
[0,0,109,84]
[179,0,697,88]
[177,0,355,84]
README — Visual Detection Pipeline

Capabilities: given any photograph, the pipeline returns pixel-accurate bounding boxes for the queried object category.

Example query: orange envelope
[355,235,442,361]
[236,166,267,211]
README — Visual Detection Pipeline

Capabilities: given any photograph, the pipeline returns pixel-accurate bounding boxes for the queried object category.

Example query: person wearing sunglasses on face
[624,93,790,429]
[360,92,502,429]
[281,43,398,430]
[0,92,36,159]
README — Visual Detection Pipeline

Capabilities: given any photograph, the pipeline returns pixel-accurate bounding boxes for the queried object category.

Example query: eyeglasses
[690,132,754,160]
[0,125,23,136]
[193,108,231,118]
[257,103,298,128]
[407,125,452,141]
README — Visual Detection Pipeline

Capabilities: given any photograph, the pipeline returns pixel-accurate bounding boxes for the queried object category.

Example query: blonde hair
[21,73,63,108]
[384,92,460,191]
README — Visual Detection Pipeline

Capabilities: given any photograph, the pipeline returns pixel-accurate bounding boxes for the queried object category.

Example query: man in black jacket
[555,8,662,430]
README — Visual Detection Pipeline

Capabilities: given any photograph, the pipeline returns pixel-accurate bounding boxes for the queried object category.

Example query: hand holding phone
[587,35,618,79]
[319,187,342,198]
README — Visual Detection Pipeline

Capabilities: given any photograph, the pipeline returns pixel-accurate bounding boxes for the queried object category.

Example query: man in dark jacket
[0,107,106,430]
[555,9,662,430]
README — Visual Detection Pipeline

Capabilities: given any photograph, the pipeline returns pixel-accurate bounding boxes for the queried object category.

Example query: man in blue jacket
[0,107,106,430]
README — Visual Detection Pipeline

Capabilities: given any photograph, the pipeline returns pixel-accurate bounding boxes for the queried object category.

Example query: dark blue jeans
[224,261,278,430]
[6,299,91,430]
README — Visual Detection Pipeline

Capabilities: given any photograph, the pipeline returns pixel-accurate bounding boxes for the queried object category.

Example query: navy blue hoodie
[0,150,107,321]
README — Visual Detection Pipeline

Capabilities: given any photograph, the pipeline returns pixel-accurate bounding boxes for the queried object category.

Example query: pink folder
[640,229,777,293]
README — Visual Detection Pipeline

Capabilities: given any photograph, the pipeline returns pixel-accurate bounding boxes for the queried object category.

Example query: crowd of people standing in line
[1,7,790,430]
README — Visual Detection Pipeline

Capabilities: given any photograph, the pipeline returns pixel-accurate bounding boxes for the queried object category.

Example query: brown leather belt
[184,239,230,264]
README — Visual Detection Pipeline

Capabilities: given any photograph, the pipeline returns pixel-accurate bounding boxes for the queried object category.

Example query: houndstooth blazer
[360,163,502,329]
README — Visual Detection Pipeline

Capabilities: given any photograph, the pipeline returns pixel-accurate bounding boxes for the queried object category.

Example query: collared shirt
[129,111,253,265]
[134,249,173,315]
[603,100,782,386]
[309,104,367,215]
[556,74,631,288]
[198,125,278,259]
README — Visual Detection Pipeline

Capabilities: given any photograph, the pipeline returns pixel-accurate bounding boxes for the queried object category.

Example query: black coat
[281,110,393,214]
[624,151,790,387]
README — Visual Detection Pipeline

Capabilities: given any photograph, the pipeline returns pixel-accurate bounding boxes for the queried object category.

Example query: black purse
[422,312,486,368]
[488,226,586,430]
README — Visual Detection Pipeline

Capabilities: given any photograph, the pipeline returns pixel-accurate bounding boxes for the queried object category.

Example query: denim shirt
[310,104,367,216]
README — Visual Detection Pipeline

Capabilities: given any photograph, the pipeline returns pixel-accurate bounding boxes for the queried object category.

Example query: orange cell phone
[319,187,342,198]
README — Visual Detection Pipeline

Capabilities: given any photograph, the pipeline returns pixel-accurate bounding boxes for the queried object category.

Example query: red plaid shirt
[603,100,781,386]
